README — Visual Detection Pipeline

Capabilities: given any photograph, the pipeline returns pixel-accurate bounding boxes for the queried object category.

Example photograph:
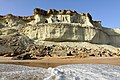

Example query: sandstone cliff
[0,8,120,58]
[0,8,120,47]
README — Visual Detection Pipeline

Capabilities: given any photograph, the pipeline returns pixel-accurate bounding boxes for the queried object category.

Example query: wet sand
[0,56,119,68]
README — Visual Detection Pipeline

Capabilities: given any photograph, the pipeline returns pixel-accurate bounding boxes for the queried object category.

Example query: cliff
[0,8,120,47]
[0,8,120,58]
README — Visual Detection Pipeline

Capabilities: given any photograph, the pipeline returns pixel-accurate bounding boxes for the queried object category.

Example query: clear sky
[0,0,119,28]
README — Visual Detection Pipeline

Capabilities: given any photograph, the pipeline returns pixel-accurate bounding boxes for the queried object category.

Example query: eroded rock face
[22,23,110,44]
[0,8,101,27]
[25,8,100,26]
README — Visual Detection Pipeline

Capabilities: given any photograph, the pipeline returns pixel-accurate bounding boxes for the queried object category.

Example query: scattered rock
[67,51,73,56]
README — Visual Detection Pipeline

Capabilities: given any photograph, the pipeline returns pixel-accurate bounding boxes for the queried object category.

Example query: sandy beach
[0,56,119,68]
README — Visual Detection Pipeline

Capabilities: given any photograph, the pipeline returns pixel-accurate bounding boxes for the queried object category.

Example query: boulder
[67,51,73,56]
[11,53,32,60]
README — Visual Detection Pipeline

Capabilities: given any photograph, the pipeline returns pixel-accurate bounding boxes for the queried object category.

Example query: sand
[0,56,119,68]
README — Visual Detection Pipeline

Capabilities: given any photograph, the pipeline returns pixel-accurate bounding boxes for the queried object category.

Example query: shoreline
[0,56,119,68]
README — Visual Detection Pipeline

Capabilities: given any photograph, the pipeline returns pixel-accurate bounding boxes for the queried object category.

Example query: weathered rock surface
[22,23,110,44]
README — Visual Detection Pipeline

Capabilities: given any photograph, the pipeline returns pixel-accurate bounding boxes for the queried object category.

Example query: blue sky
[0,0,120,28]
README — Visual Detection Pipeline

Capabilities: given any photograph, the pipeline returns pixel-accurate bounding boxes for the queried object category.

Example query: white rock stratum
[22,23,120,47]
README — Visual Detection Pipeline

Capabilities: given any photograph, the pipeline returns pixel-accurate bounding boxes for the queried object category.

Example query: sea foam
[0,64,119,80]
